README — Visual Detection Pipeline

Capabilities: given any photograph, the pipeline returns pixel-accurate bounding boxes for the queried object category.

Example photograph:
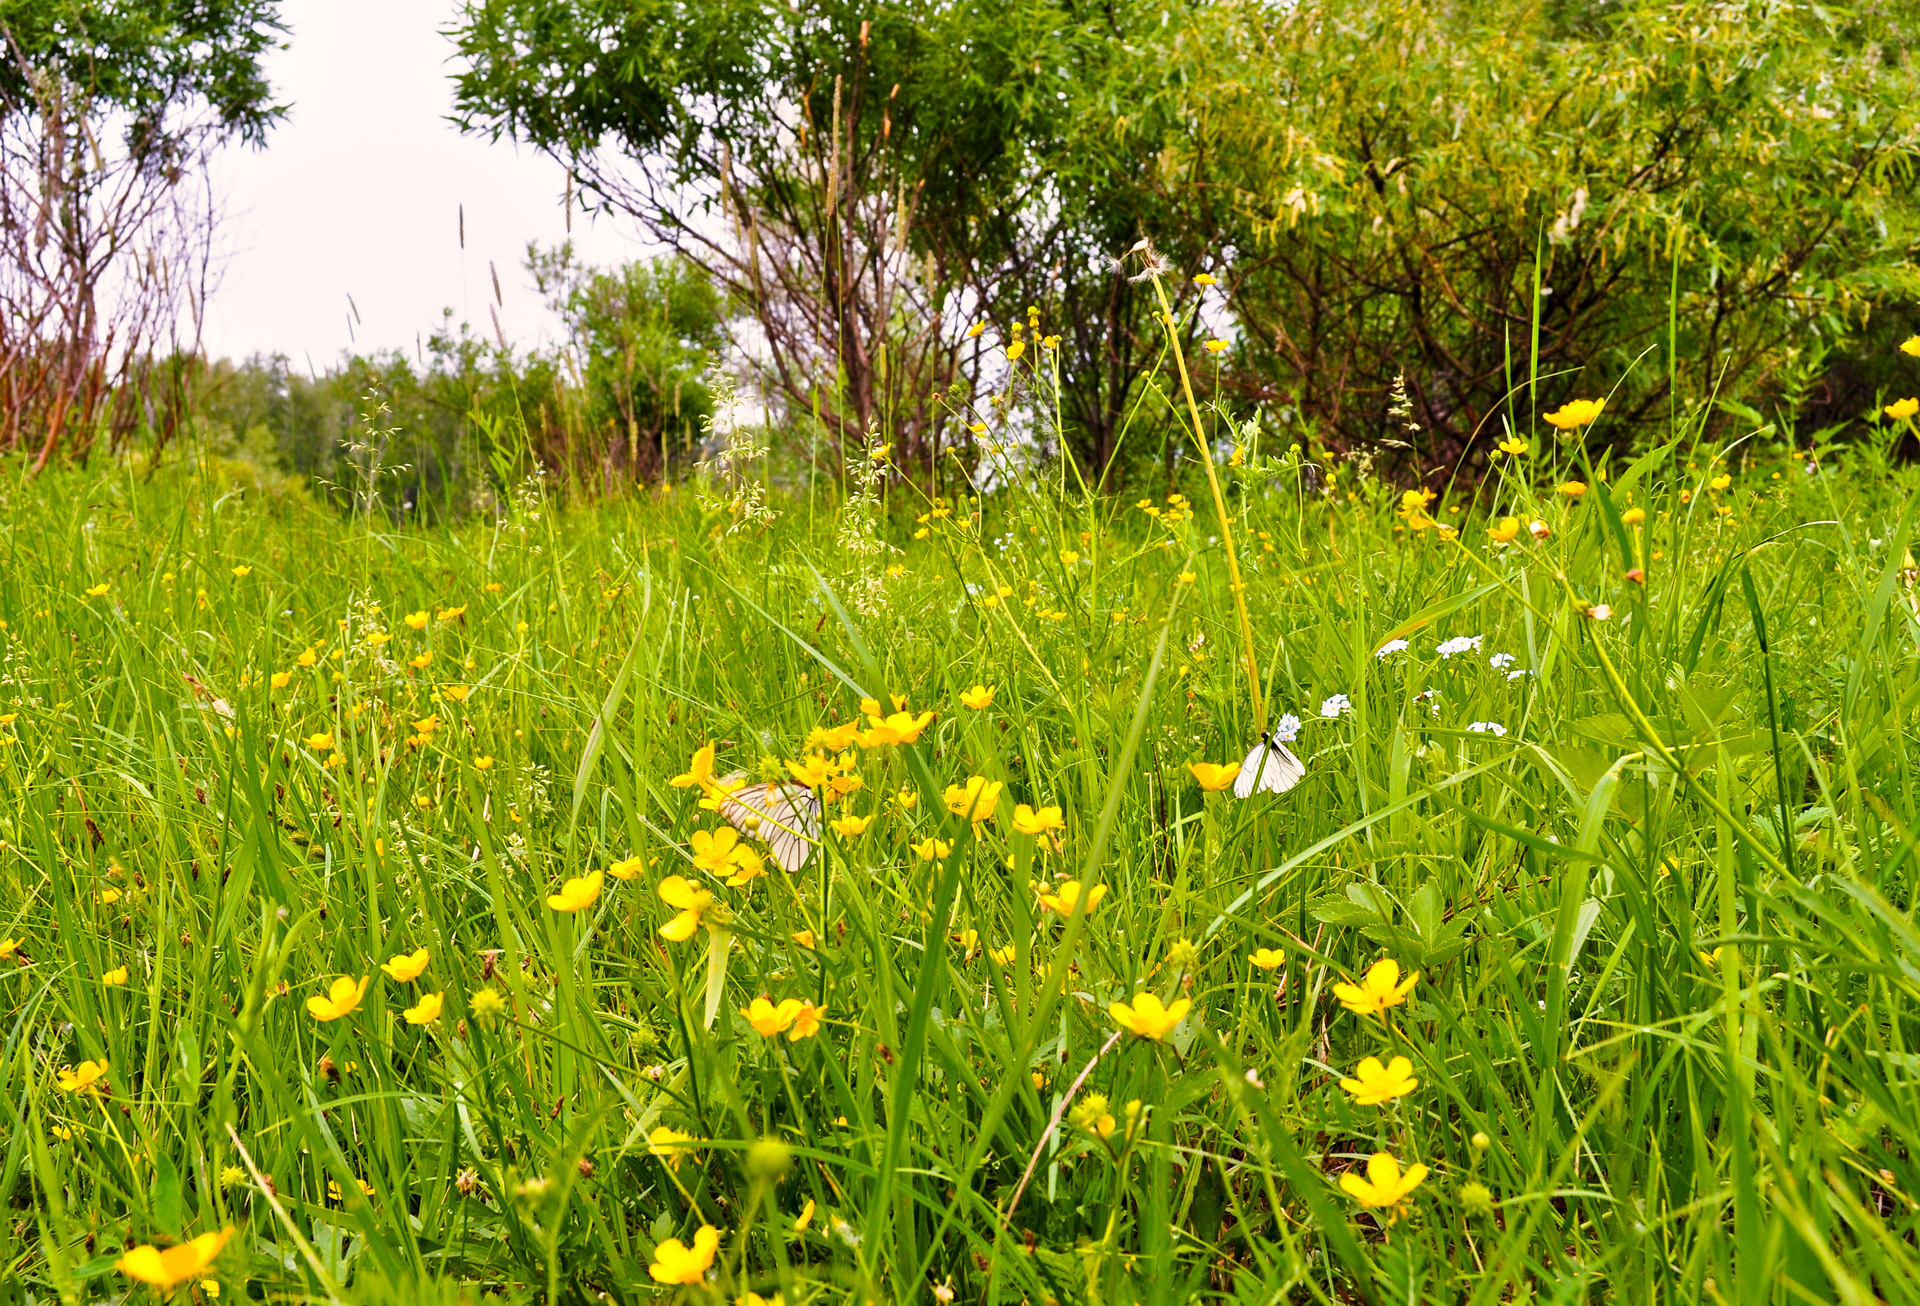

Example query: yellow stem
[1146,264,1264,730]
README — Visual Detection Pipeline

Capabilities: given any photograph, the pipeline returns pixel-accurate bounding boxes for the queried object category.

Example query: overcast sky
[200,0,637,369]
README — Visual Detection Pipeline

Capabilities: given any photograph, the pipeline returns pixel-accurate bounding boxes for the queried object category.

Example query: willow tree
[449,0,1200,487]
[0,0,284,469]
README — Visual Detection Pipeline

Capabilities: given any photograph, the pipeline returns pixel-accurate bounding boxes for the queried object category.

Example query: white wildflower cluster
[1320,694,1352,718]
[1272,713,1302,742]
[833,426,899,617]
[1466,721,1509,737]
[694,363,778,536]
[1376,639,1409,659]
[1436,635,1484,658]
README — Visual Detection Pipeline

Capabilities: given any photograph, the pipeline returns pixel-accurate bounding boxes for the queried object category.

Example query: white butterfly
[1234,733,1306,798]
[716,772,822,872]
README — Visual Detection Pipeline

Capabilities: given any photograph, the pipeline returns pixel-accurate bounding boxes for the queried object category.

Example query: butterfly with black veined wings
[1234,733,1306,798]
[716,771,822,872]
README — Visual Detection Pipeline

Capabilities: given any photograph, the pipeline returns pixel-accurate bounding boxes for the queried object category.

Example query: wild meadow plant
[5,328,1920,1303]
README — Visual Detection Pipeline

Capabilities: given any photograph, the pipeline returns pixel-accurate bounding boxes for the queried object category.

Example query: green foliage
[528,244,726,477]
[1131,0,1920,461]
[0,0,285,148]
[449,0,1185,485]
[448,0,1920,488]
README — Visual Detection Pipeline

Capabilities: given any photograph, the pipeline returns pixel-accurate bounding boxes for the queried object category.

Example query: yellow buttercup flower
[670,742,718,789]
[547,870,603,913]
[57,1059,109,1094]
[270,670,293,689]
[1036,879,1105,916]
[743,996,802,1036]
[1497,436,1527,456]
[380,948,429,982]
[404,610,429,629]
[648,1125,695,1169]
[1203,338,1228,354]
[785,753,833,788]
[894,786,919,809]
[230,565,252,578]
[830,813,872,838]
[441,684,470,701]
[85,582,111,597]
[1249,947,1285,969]
[1012,803,1065,835]
[1622,506,1646,524]
[1339,1151,1428,1213]
[857,709,935,747]
[1187,761,1238,791]
[959,684,995,710]
[1885,397,1919,420]
[304,732,333,752]
[689,827,762,884]
[658,875,713,941]
[411,714,438,734]
[649,1225,720,1285]
[1542,398,1604,429]
[1108,992,1191,1041]
[788,1000,824,1040]
[307,975,370,1022]
[1339,1055,1419,1105]
[1487,516,1520,544]
[1557,481,1587,498]
[1332,959,1419,1016]
[608,855,645,880]
[408,651,433,670]
[437,605,467,622]
[1901,335,1920,356]
[117,1227,234,1289]
[943,775,1002,822]
[807,720,861,751]
[911,837,953,861]
[1710,473,1732,491]
[403,992,443,1025]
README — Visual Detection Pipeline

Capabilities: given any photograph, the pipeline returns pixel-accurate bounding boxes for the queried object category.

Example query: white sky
[200,0,638,369]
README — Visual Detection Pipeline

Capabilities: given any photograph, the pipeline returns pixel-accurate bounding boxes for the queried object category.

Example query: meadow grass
[4,402,1920,1305]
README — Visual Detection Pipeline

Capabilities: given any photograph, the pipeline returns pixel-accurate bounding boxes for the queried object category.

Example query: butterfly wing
[1234,738,1306,798]
[720,780,821,872]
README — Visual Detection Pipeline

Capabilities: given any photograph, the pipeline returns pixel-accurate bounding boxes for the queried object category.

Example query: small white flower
[1272,713,1302,743]
[1585,604,1613,621]
[1319,694,1351,719]
[1506,669,1531,682]
[1467,721,1508,736]
[1375,639,1409,659]
[1488,652,1516,670]
[1436,635,1484,658]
